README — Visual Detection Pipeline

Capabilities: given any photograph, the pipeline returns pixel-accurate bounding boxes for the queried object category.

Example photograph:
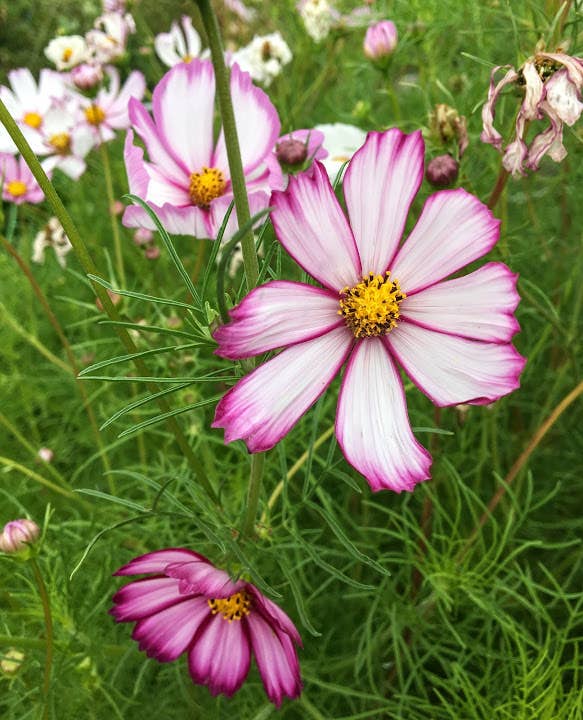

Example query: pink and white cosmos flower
[0,153,45,204]
[122,59,281,240]
[111,548,302,706]
[212,129,525,493]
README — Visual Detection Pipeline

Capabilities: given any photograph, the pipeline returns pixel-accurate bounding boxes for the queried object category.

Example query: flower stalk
[30,558,53,720]
[99,141,126,287]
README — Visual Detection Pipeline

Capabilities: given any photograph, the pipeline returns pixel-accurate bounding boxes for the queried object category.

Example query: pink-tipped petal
[124,130,151,198]
[213,326,353,452]
[387,321,526,406]
[107,70,146,129]
[188,614,251,697]
[110,577,185,621]
[152,60,215,172]
[132,596,210,661]
[271,161,361,290]
[164,560,244,598]
[208,188,269,242]
[114,548,206,576]
[343,129,424,274]
[391,188,500,294]
[122,201,211,238]
[247,613,302,707]
[214,281,342,359]
[401,262,520,343]
[480,65,519,149]
[212,63,281,176]
[335,338,432,492]
[248,587,302,647]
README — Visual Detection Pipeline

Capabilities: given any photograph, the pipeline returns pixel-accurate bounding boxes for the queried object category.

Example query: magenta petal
[343,129,424,274]
[114,548,206,576]
[132,596,210,661]
[391,188,500,294]
[271,161,361,291]
[247,587,302,647]
[388,321,526,406]
[110,577,185,621]
[212,326,353,453]
[401,262,520,343]
[164,560,244,598]
[247,613,302,707]
[214,281,342,359]
[188,614,251,697]
[335,338,432,492]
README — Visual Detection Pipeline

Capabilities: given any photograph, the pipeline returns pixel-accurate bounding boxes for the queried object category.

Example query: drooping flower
[0,154,45,204]
[313,122,367,181]
[110,548,302,706]
[232,32,292,87]
[122,59,281,240]
[86,12,136,64]
[0,519,40,554]
[481,51,583,175]
[78,67,146,143]
[32,217,73,268]
[363,20,398,62]
[44,35,88,71]
[154,16,203,68]
[212,129,525,493]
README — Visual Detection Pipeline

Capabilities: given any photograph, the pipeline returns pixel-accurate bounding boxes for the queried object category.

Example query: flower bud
[133,228,154,246]
[37,447,54,463]
[0,519,40,554]
[110,200,124,216]
[275,138,308,167]
[363,21,398,62]
[425,154,459,187]
[145,246,160,260]
[71,63,103,91]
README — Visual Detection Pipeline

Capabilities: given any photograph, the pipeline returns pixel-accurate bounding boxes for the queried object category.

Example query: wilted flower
[0,519,40,554]
[111,548,302,706]
[363,20,398,62]
[313,122,367,181]
[481,51,583,175]
[298,0,338,43]
[425,154,459,187]
[44,35,88,71]
[37,447,54,463]
[429,103,469,158]
[32,217,73,268]
[123,59,281,240]
[0,154,45,204]
[154,16,203,68]
[212,129,525,492]
[232,33,292,87]
[70,63,104,91]
[86,12,136,64]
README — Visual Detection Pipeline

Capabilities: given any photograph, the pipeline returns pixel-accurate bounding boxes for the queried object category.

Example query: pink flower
[70,63,104,91]
[122,59,281,240]
[110,548,302,706]
[1,153,45,204]
[0,519,40,553]
[212,129,525,492]
[363,20,398,62]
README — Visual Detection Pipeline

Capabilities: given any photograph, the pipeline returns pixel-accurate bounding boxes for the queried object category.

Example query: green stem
[0,455,77,499]
[0,98,218,504]
[30,558,53,720]
[99,141,126,286]
[241,453,265,539]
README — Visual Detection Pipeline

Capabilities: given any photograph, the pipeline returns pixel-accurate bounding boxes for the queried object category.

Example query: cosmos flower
[32,217,73,268]
[110,548,302,706]
[313,122,367,181]
[86,12,136,64]
[44,35,88,71]
[481,51,583,175]
[0,153,45,204]
[0,519,40,554]
[154,16,203,68]
[297,0,339,43]
[37,101,95,180]
[78,67,146,143]
[212,129,525,493]
[122,59,281,240]
[363,20,398,62]
[232,32,292,87]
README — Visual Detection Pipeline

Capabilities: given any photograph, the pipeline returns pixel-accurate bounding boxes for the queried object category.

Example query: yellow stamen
[84,104,106,126]
[207,591,252,622]
[189,167,226,208]
[6,180,27,197]
[62,48,73,62]
[49,133,71,154]
[23,112,42,129]
[339,271,406,338]
[182,54,193,63]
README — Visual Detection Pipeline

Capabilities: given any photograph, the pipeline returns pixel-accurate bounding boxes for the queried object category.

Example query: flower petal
[213,326,353,452]
[107,70,146,129]
[247,613,302,707]
[110,577,184,622]
[545,69,583,126]
[391,188,500,294]
[152,60,215,172]
[114,548,205,576]
[343,129,424,274]
[188,614,251,697]
[335,337,431,492]
[248,587,302,647]
[480,65,520,149]
[387,321,526,406]
[122,201,211,238]
[164,560,244,598]
[401,262,520,343]
[271,161,361,290]
[214,281,342,359]
[208,188,270,242]
[132,596,210,661]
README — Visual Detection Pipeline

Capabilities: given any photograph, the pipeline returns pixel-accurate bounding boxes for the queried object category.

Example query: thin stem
[30,558,53,720]
[0,456,77,499]
[241,453,265,539]
[99,141,126,287]
[0,97,218,504]
[1,235,113,482]
[487,165,509,210]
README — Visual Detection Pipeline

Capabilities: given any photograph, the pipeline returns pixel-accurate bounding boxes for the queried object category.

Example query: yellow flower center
[339,271,406,338]
[23,112,42,129]
[6,180,27,197]
[84,104,105,126]
[189,167,226,208]
[62,48,73,62]
[182,54,193,63]
[207,591,252,622]
[49,133,71,154]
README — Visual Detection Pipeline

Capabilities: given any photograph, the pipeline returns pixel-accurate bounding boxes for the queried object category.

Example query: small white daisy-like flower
[298,0,338,43]
[232,33,292,87]
[44,35,88,71]
[32,217,73,268]
[154,16,202,68]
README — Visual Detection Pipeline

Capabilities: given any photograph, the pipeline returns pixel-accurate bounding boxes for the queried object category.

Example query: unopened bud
[133,227,154,246]
[425,154,459,187]
[71,63,103,91]
[276,138,308,167]
[37,447,54,463]
[145,245,160,260]
[363,21,398,62]
[110,200,124,216]
[0,519,40,554]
